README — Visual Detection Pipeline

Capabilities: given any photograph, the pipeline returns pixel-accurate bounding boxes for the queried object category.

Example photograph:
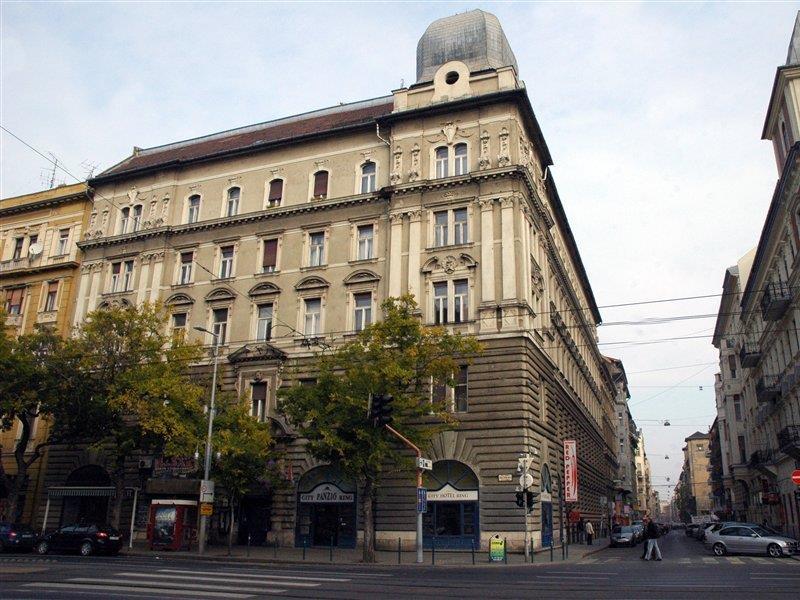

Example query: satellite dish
[28,243,43,257]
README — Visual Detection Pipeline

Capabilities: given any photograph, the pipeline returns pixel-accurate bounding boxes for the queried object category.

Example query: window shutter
[181,252,193,264]
[313,171,328,197]
[252,382,267,402]
[268,179,283,201]
[263,239,278,269]
[48,281,59,294]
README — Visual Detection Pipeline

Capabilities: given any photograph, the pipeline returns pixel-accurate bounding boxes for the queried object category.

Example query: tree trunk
[109,454,126,529]
[5,414,34,522]
[361,477,376,563]
[228,500,236,556]
[4,472,29,523]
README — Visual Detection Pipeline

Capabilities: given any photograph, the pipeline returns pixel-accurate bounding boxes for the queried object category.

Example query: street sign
[200,502,213,517]
[417,488,427,513]
[519,473,534,489]
[498,474,513,482]
[200,479,215,503]
[792,469,800,486]
[416,457,433,471]
[489,535,505,562]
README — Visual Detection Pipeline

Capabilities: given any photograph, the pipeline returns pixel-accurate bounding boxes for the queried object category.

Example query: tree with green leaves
[211,395,283,553]
[279,296,482,562]
[72,303,206,527]
[0,318,98,522]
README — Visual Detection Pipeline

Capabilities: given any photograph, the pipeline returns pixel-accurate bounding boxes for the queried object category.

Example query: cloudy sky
[3,1,798,498]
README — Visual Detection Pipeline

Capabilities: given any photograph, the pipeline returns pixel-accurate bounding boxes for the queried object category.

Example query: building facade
[679,432,712,517]
[0,183,92,522]
[41,11,618,550]
[605,356,640,523]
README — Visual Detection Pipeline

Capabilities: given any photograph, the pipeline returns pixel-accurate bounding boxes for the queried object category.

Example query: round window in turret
[445,71,460,85]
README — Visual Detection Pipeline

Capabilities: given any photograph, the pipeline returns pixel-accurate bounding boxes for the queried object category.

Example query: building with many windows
[605,356,639,523]
[46,10,618,550]
[0,183,92,522]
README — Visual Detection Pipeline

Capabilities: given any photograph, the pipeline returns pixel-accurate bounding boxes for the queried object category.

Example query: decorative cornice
[0,190,91,218]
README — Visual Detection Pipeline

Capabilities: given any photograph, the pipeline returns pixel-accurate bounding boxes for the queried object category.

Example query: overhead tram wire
[628,364,716,408]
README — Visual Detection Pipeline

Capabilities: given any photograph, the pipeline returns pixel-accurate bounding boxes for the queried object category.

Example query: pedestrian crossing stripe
[728,557,744,564]
[582,556,800,565]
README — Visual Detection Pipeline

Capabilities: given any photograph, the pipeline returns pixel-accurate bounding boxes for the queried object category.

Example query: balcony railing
[777,425,800,459]
[739,343,761,368]
[0,255,41,273]
[5,313,23,327]
[36,310,58,324]
[749,449,774,466]
[756,375,781,403]
[760,281,792,321]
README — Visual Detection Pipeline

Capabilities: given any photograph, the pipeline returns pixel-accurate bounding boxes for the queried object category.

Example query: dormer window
[435,147,449,179]
[313,171,329,199]
[360,162,376,194]
[187,195,201,224]
[226,187,240,217]
[267,179,283,207]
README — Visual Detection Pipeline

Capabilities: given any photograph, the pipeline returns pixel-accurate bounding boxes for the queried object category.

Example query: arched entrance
[423,460,479,549]
[295,465,356,548]
[540,464,553,547]
[61,465,111,525]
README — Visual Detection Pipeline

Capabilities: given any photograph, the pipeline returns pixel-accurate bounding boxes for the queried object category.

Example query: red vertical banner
[564,439,578,503]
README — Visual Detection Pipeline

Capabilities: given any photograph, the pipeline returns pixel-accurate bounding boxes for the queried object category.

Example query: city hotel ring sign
[426,484,478,502]
[299,484,354,504]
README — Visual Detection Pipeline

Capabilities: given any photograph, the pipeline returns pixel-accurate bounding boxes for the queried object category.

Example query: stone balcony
[756,375,781,403]
[36,310,58,325]
[739,343,761,368]
[5,313,23,327]
[777,425,800,461]
[760,281,792,321]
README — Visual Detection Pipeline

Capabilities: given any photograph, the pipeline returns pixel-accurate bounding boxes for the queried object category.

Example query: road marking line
[678,558,691,564]
[750,557,769,564]
[116,572,320,588]
[727,557,743,564]
[24,583,259,598]
[536,572,620,575]
[68,578,292,594]
[702,557,717,564]
[157,567,350,583]
[535,575,609,580]
[581,558,597,563]
[749,577,800,580]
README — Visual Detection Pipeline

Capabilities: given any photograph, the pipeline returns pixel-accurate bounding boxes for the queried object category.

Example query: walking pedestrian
[644,518,662,561]
[585,520,594,545]
[640,517,649,560]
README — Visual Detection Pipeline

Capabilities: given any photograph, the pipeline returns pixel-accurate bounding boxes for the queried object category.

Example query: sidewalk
[124,536,610,567]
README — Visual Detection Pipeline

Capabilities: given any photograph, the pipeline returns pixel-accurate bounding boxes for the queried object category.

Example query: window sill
[300,264,327,272]
[172,282,195,289]
[211,276,236,283]
[102,290,134,297]
[295,335,327,348]
[255,269,281,278]
[426,241,474,252]
[348,257,378,265]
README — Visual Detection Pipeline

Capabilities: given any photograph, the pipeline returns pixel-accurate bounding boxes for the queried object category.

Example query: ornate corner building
[25,11,619,550]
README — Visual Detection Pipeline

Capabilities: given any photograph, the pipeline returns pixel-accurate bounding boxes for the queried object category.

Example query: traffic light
[369,393,394,427]
[526,490,537,511]
[515,491,524,508]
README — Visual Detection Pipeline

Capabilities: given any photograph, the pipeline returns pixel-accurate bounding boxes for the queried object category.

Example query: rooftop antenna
[80,160,99,179]
[45,153,60,188]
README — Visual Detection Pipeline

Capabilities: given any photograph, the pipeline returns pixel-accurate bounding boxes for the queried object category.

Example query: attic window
[445,71,460,85]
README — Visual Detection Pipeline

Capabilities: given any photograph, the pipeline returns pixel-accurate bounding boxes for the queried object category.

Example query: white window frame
[250,381,269,422]
[225,186,241,217]
[360,161,377,194]
[430,278,472,324]
[308,231,326,267]
[265,178,284,208]
[122,260,134,291]
[256,303,274,341]
[434,211,448,247]
[171,312,188,340]
[353,291,372,332]
[178,250,194,285]
[433,281,448,324]
[453,143,468,176]
[453,207,468,245]
[356,223,374,261]
[435,146,449,179]
[43,281,59,312]
[57,228,70,255]
[210,306,229,345]
[187,194,201,224]
[303,297,322,336]
[261,237,281,274]
[218,245,235,279]
[119,207,130,234]
[131,205,143,232]
[430,206,470,247]
[453,279,469,323]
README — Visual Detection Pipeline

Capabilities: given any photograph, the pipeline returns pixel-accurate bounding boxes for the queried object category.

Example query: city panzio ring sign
[299,483,354,504]
[564,439,578,503]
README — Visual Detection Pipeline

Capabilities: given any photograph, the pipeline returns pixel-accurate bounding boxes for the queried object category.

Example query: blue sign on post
[417,487,427,513]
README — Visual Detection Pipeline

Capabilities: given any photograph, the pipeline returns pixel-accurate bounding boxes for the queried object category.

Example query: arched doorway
[61,465,111,525]
[423,460,479,549]
[295,465,356,548]
[540,464,553,547]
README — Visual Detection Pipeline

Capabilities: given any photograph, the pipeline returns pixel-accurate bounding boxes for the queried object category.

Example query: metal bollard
[273,538,278,559]
[562,540,565,560]
[302,537,307,560]
[330,535,334,562]
[550,541,554,562]
[530,539,534,563]
[503,538,508,564]
[432,537,436,565]
[566,538,569,558]
[398,537,402,564]
[471,539,475,565]
[247,533,251,558]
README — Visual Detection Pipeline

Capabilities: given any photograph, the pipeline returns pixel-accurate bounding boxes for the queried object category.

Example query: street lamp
[194,326,219,555]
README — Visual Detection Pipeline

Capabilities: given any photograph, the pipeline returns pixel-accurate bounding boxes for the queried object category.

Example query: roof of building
[0,182,90,217]
[786,11,800,65]
[416,9,518,83]
[94,97,394,182]
[685,431,709,441]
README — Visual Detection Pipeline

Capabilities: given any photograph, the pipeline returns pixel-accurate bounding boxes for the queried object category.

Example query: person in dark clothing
[640,519,649,559]
[644,518,662,561]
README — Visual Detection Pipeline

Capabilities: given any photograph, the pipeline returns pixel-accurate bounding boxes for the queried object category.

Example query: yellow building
[0,182,92,522]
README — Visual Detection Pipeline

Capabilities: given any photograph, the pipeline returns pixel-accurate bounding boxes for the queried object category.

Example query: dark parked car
[0,523,37,552]
[611,525,637,547]
[36,523,123,556]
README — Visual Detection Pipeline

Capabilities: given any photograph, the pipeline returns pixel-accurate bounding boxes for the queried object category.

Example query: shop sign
[299,483,354,504]
[497,474,513,482]
[153,456,197,477]
[489,535,505,562]
[426,483,478,502]
[563,440,578,503]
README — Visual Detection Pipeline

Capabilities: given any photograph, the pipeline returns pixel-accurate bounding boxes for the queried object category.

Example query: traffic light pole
[385,424,424,564]
[521,455,531,562]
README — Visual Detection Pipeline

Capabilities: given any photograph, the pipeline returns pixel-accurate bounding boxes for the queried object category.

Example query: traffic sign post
[791,469,800,486]
[417,488,427,513]
[517,453,535,562]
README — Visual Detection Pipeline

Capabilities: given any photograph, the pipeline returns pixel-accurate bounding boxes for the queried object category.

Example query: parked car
[0,523,37,552]
[685,523,700,537]
[36,523,123,557]
[697,522,718,541]
[611,525,637,547]
[631,520,644,542]
[705,524,799,557]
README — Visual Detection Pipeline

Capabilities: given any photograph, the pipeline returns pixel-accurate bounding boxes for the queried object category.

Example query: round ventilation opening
[445,71,460,85]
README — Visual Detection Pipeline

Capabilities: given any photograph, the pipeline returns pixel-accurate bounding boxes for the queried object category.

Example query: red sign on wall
[564,440,578,503]
[791,470,800,486]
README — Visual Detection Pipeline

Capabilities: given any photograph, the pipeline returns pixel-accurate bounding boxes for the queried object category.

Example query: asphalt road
[2,531,799,599]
